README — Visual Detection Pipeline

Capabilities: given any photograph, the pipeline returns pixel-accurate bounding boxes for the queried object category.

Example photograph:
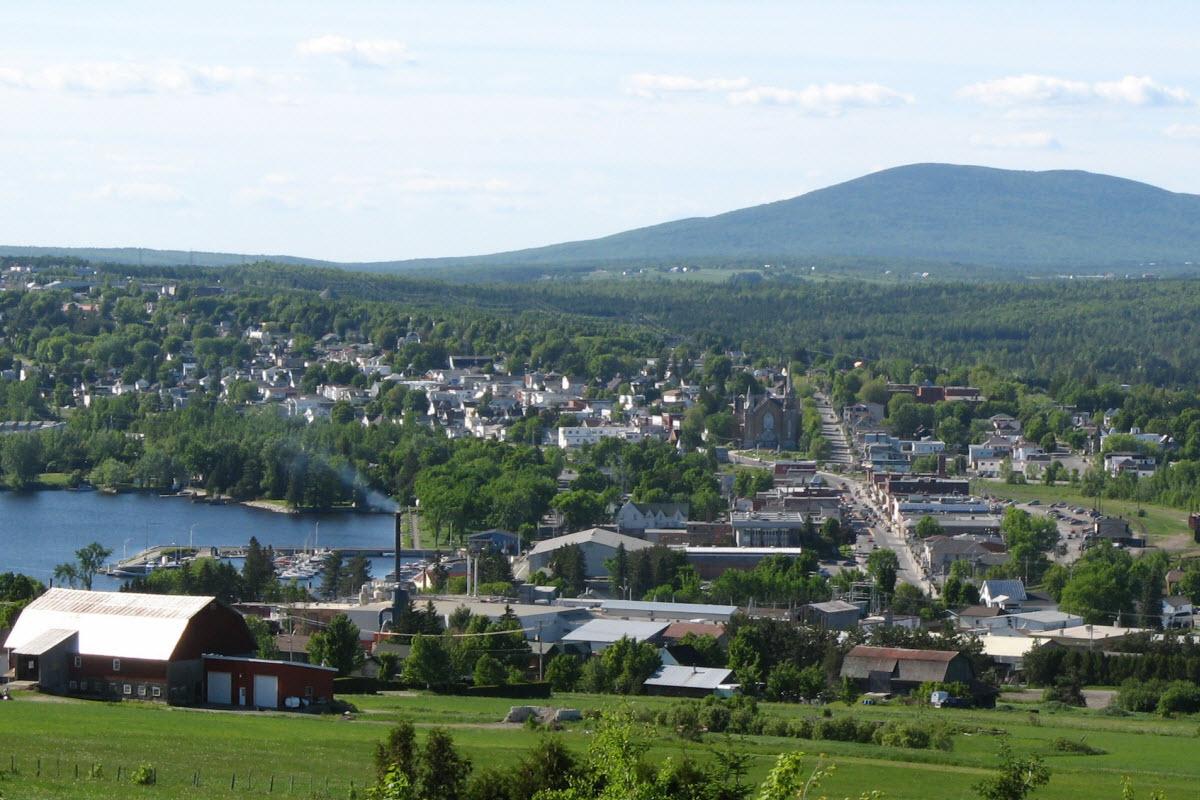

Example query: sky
[1,1,1199,262]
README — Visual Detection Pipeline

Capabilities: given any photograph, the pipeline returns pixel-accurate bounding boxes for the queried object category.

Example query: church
[737,390,799,450]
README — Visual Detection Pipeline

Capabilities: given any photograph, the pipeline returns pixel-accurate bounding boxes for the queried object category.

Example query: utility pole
[537,622,544,681]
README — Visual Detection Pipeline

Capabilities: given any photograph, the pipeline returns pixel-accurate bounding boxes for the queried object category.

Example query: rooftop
[601,599,737,618]
[644,664,734,691]
[561,618,670,645]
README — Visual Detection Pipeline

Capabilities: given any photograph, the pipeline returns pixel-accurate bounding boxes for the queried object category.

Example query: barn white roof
[3,588,215,661]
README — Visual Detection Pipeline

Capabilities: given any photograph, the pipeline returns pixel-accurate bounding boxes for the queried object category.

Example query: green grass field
[974,479,1191,543]
[1,691,1198,800]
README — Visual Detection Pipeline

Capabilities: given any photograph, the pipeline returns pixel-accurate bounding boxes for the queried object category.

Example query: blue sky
[1,1,1198,261]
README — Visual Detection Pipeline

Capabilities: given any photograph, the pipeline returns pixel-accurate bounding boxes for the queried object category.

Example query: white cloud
[626,72,911,115]
[234,171,514,212]
[0,62,258,95]
[960,74,1192,107]
[296,35,411,68]
[728,82,912,114]
[86,182,186,204]
[1165,123,1200,140]
[626,73,750,98]
[969,131,1062,150]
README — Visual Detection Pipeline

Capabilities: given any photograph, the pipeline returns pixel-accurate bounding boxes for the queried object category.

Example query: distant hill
[394,164,1200,273]
[5,164,1200,275]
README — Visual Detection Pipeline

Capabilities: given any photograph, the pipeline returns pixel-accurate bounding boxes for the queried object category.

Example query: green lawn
[974,479,1192,543]
[34,472,70,488]
[2,692,1198,799]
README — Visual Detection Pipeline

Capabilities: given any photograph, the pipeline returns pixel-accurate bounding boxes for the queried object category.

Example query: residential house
[616,501,689,534]
[979,580,1027,611]
[1162,596,1193,629]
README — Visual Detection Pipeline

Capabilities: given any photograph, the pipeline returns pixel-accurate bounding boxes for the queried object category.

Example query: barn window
[123,684,132,695]
[113,658,121,671]
[305,685,313,698]
[69,680,78,690]
[137,685,147,697]
[74,655,82,668]
[27,659,34,670]
[152,686,161,698]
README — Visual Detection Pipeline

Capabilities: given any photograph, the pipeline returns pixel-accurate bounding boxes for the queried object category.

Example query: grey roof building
[525,528,654,578]
[644,665,735,697]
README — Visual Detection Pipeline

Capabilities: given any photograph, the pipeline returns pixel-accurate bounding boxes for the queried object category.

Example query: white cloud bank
[969,131,1062,150]
[960,74,1193,107]
[626,72,911,115]
[0,62,257,95]
[296,35,411,68]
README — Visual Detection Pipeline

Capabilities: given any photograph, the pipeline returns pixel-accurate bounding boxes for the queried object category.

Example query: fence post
[290,775,296,792]
[75,762,79,779]
[36,757,41,777]
[117,765,122,781]
[269,774,274,793]
[231,772,236,790]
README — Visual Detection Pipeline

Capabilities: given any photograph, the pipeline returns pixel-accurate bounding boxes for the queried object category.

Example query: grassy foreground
[1,691,1198,799]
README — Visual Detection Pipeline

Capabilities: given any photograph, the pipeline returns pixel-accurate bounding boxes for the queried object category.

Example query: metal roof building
[644,664,735,697]
[600,599,737,623]
[3,588,255,704]
[840,644,976,697]
[560,618,669,652]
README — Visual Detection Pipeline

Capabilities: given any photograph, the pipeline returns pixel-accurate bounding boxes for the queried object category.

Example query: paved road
[821,470,935,596]
[813,393,854,467]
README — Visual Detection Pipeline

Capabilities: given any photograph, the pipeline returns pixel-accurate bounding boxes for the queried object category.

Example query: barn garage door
[207,671,232,705]
[253,674,278,709]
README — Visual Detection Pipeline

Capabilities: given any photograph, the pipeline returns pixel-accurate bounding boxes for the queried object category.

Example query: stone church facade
[738,392,799,450]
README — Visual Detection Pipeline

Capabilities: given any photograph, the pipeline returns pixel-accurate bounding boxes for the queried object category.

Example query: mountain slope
[396,164,1200,271]
[5,164,1199,273]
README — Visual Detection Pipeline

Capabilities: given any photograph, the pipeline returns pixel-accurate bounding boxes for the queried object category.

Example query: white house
[615,501,689,534]
[556,426,641,448]
[1162,596,1193,629]
[979,579,1026,611]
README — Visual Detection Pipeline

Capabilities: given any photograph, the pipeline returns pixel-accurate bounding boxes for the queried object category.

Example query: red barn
[202,655,336,709]
[4,588,256,704]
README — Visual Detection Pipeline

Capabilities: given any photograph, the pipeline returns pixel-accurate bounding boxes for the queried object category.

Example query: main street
[820,474,936,597]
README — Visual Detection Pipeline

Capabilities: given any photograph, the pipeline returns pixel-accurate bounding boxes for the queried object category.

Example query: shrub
[789,718,813,739]
[130,764,157,786]
[698,703,731,733]
[760,716,791,737]
[1157,682,1200,716]
[875,721,931,749]
[1042,676,1086,707]
[1117,679,1167,713]
[1050,737,1105,755]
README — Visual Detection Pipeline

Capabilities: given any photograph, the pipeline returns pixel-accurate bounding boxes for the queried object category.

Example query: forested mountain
[7,164,1200,276]
[396,164,1200,273]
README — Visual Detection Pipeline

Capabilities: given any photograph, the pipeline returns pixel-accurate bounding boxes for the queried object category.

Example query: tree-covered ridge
[15,163,1200,274]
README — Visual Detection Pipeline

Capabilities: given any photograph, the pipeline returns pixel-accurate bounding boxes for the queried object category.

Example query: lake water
[0,491,402,591]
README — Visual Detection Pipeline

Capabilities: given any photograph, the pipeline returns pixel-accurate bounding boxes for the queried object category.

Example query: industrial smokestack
[392,510,408,617]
